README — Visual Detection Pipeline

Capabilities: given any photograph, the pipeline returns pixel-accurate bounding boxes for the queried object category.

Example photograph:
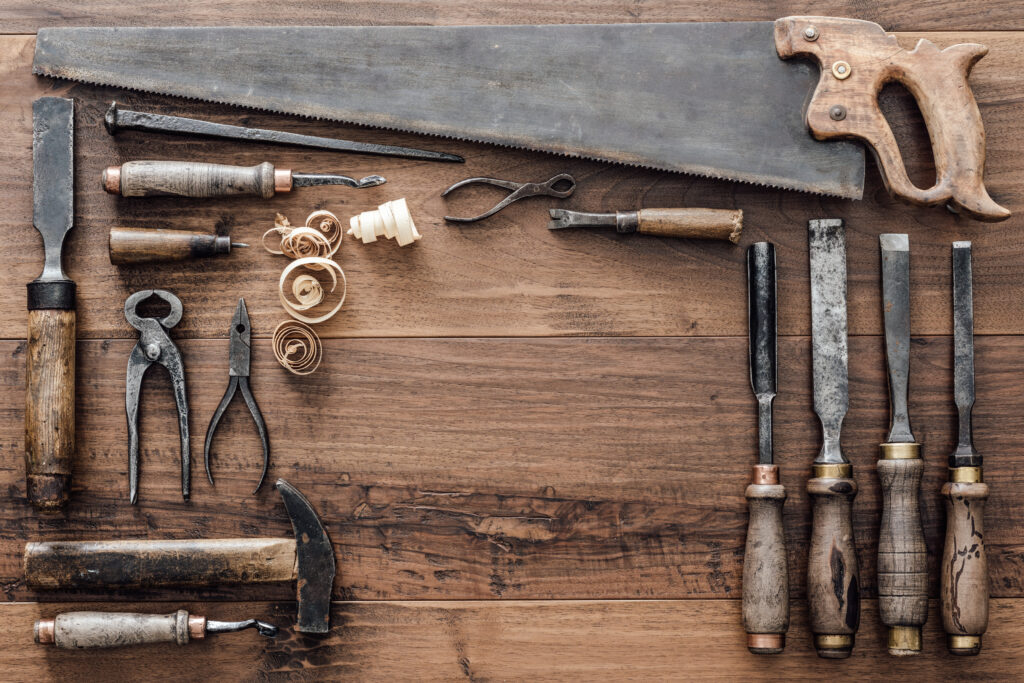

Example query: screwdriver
[102,160,384,198]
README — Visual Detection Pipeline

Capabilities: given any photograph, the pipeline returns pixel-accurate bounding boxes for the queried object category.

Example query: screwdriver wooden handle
[35,610,201,648]
[807,463,860,658]
[109,227,236,265]
[877,445,928,655]
[941,469,989,655]
[635,208,743,243]
[742,464,789,654]
[103,161,288,198]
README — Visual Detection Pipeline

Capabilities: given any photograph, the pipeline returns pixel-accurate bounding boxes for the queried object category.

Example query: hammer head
[276,479,335,633]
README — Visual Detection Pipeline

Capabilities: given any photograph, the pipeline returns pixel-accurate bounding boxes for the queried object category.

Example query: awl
[109,227,248,265]
[36,610,277,649]
[806,219,860,659]
[548,208,742,243]
[942,241,988,655]
[877,234,927,656]
[102,160,385,198]
[742,242,789,654]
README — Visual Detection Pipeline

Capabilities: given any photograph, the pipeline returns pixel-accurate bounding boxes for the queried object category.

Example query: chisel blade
[32,97,75,283]
[747,242,777,465]
[951,241,980,467]
[880,234,914,444]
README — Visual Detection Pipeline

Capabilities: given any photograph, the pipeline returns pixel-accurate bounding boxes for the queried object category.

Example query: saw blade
[33,23,865,197]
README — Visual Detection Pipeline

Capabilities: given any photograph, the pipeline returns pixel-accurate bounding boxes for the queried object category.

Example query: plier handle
[442,173,576,222]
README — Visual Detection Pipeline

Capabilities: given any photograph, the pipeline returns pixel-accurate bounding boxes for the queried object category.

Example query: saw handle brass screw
[35,610,278,649]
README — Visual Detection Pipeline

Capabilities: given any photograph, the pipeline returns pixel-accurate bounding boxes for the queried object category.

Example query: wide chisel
[26,97,76,512]
[742,242,789,654]
[806,219,860,658]
[877,234,927,656]
[942,241,988,655]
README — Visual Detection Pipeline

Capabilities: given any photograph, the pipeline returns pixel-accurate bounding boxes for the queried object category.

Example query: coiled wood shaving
[347,198,421,246]
[272,320,322,376]
[279,256,347,324]
[263,211,343,261]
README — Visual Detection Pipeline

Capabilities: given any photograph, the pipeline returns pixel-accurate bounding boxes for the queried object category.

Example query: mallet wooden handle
[877,445,928,655]
[742,465,789,654]
[103,161,285,198]
[807,463,860,658]
[109,227,236,265]
[634,208,743,242]
[35,610,200,649]
[941,470,989,655]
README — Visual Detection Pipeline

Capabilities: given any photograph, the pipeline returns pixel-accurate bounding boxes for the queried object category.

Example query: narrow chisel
[806,219,860,659]
[942,241,989,656]
[742,242,789,654]
[877,234,927,656]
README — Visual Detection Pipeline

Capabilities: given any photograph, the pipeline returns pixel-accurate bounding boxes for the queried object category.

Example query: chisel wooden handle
[807,463,860,658]
[103,161,286,198]
[634,208,742,243]
[109,227,235,265]
[941,470,989,655]
[877,445,928,655]
[36,610,197,649]
[742,464,788,654]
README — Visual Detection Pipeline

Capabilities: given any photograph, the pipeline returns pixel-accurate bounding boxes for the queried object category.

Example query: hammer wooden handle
[635,208,742,242]
[109,227,235,265]
[742,465,788,654]
[806,464,860,658]
[36,610,199,649]
[941,473,989,655]
[103,161,285,198]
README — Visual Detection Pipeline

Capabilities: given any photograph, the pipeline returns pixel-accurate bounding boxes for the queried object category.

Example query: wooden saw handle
[635,208,743,243]
[941,471,989,655]
[103,161,285,198]
[35,610,198,649]
[775,16,1009,222]
[742,465,789,654]
[806,463,860,658]
[109,227,234,265]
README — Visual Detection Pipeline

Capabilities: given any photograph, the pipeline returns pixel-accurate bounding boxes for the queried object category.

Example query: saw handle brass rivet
[832,61,852,79]
[803,25,819,41]
[829,105,847,121]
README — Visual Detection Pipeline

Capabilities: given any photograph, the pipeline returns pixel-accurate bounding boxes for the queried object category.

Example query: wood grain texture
[43,610,191,649]
[636,207,743,242]
[742,471,789,648]
[108,228,233,265]
[941,478,990,647]
[111,161,278,199]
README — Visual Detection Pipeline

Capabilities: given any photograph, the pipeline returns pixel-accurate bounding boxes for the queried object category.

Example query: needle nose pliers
[204,298,270,493]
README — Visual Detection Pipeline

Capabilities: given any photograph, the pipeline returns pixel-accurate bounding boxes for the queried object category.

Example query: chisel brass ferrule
[950,466,982,483]
[880,442,921,460]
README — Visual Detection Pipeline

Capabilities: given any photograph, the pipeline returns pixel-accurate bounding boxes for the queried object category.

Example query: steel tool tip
[547,209,571,229]
[232,242,249,248]
[879,233,909,251]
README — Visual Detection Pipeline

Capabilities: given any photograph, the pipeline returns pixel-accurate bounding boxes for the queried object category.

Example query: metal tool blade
[33,24,865,197]
[951,241,980,468]
[292,172,386,189]
[808,219,849,465]
[547,209,615,231]
[276,479,335,633]
[229,298,251,378]
[880,234,915,444]
[32,97,75,283]
[747,242,777,465]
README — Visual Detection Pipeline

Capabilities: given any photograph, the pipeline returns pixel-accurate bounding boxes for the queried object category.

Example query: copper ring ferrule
[950,466,982,483]
[812,463,851,479]
[103,166,121,194]
[274,169,293,193]
[751,464,779,485]
[34,618,55,644]
[747,633,784,653]
[880,442,921,460]
[188,615,207,640]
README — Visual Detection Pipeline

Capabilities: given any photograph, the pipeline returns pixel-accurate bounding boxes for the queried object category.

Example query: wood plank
[3,599,1023,680]
[3,335,1022,601]
[2,33,1024,339]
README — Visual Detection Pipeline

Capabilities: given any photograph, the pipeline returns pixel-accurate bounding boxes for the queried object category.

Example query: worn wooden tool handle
[807,464,860,658]
[877,446,928,656]
[25,306,75,512]
[941,472,989,655]
[635,208,743,242]
[103,161,281,198]
[742,465,789,654]
[36,610,195,649]
[775,16,1009,222]
[109,227,232,265]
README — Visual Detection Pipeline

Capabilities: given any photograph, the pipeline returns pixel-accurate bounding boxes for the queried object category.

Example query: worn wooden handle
[25,308,75,512]
[36,610,195,649]
[806,464,860,658]
[877,447,928,655]
[742,465,789,654]
[103,161,281,198]
[109,227,233,265]
[636,208,743,243]
[941,473,989,655]
[775,16,1009,222]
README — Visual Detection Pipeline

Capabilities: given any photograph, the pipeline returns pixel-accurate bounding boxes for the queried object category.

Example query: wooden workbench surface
[3,2,1024,680]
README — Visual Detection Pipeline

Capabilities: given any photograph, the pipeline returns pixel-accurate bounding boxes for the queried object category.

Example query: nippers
[125,289,189,504]
[442,173,575,222]
[204,298,270,494]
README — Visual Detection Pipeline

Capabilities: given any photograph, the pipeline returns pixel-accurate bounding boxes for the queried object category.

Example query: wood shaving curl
[263,210,343,261]
[347,198,421,246]
[272,320,322,376]
[279,256,347,324]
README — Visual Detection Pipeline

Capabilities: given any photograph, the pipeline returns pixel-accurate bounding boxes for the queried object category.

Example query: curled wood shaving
[347,198,421,246]
[305,210,343,257]
[263,210,343,261]
[272,320,322,376]
[279,256,347,324]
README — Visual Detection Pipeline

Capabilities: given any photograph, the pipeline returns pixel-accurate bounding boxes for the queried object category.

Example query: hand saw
[33,16,1008,221]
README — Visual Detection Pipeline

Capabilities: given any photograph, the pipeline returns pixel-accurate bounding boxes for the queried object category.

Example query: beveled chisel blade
[32,97,75,284]
[808,219,849,465]
[880,234,914,444]
[747,242,777,465]
[32,23,865,198]
[951,241,980,468]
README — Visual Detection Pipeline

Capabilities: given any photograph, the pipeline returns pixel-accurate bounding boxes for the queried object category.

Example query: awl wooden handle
[36,610,198,649]
[941,470,989,655]
[742,465,789,654]
[635,208,742,242]
[806,463,860,658]
[103,160,286,198]
[109,227,235,265]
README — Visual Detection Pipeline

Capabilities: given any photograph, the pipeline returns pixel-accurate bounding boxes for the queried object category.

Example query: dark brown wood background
[3,1,1024,680]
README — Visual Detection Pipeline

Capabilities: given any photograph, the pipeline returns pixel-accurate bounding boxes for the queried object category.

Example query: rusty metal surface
[33,23,865,197]
[951,242,981,469]
[276,479,335,634]
[880,234,915,445]
[31,97,74,285]
[747,242,777,466]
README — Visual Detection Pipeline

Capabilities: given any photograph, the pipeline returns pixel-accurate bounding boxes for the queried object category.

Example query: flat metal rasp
[742,242,789,655]
[941,241,989,656]
[26,97,76,512]
[806,219,860,659]
[877,234,927,656]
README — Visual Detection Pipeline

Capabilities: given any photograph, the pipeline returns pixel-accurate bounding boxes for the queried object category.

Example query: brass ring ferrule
[813,463,851,479]
[887,625,922,654]
[880,442,921,460]
[950,466,982,483]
